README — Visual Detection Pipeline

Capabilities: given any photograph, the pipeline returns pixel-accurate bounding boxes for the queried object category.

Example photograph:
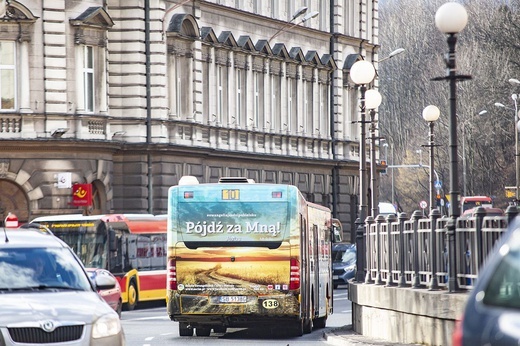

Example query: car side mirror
[95,274,116,290]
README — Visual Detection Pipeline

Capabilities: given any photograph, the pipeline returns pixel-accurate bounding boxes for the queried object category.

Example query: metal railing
[360,205,519,290]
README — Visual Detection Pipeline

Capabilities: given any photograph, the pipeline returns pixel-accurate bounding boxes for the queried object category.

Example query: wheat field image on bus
[175,245,291,291]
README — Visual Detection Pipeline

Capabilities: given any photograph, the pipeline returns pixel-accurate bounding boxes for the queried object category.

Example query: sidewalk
[324,325,423,346]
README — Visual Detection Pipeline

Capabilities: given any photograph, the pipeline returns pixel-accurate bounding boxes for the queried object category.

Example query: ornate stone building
[0,0,380,241]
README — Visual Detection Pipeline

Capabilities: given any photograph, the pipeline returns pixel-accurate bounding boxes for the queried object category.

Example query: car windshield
[0,247,93,291]
[333,245,356,264]
[482,230,520,310]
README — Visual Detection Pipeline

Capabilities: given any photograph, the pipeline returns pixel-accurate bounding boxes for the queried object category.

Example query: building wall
[0,0,380,241]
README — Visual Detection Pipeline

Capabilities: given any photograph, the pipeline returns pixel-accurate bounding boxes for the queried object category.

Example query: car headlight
[92,313,121,339]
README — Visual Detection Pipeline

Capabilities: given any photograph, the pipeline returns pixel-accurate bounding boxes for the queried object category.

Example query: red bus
[460,196,493,213]
[31,213,167,310]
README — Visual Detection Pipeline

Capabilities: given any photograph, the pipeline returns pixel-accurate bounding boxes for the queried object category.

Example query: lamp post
[350,60,376,282]
[495,98,520,203]
[366,89,383,217]
[422,105,440,211]
[433,2,470,293]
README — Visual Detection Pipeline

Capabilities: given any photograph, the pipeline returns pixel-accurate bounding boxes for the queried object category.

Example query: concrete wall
[349,282,469,346]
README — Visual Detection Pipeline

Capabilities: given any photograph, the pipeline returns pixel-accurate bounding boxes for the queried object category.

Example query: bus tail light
[168,259,177,290]
[289,257,300,290]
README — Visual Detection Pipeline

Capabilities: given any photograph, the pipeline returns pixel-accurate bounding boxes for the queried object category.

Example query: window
[83,46,94,113]
[217,65,223,124]
[0,41,16,110]
[253,72,259,128]
[483,245,520,309]
[236,69,242,125]
[287,79,293,133]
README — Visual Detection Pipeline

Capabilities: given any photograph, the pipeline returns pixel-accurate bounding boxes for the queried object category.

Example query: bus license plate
[219,296,247,303]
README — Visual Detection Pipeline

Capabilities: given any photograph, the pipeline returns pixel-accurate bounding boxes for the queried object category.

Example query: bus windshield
[37,219,107,269]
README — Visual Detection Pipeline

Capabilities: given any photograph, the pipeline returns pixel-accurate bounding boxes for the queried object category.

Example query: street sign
[434,180,442,190]
[5,213,18,228]
[419,200,427,209]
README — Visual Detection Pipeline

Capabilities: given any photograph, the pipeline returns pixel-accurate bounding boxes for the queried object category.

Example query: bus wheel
[196,327,211,337]
[303,317,312,334]
[313,315,327,329]
[213,326,227,333]
[179,323,193,336]
[125,280,138,311]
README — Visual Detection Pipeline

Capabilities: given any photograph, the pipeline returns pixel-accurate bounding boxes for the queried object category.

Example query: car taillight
[290,257,300,290]
[168,258,177,290]
[452,316,463,346]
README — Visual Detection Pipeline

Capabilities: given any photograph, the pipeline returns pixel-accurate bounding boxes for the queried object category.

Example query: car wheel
[125,280,138,311]
[179,323,193,336]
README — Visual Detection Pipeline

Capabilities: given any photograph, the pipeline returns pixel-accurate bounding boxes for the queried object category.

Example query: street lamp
[422,105,440,212]
[433,2,470,293]
[366,89,383,217]
[269,10,318,43]
[494,98,520,203]
[377,48,405,63]
[350,59,376,282]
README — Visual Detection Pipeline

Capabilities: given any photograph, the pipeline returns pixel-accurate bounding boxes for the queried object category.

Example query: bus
[31,213,167,310]
[460,196,493,213]
[166,176,342,337]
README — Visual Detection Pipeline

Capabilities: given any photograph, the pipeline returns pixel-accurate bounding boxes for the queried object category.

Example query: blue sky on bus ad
[168,184,297,244]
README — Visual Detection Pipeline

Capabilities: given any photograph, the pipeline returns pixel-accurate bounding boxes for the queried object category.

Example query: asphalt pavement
[324,325,423,346]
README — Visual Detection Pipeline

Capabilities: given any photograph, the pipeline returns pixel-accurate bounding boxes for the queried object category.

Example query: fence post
[386,213,397,286]
[354,217,365,282]
[412,210,422,289]
[474,206,485,271]
[398,212,408,287]
[365,216,375,284]
[429,208,441,290]
[375,214,386,285]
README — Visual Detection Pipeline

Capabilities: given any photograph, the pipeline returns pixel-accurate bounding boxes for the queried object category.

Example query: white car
[0,226,125,345]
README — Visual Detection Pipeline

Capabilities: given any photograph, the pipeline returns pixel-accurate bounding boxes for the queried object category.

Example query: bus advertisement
[166,176,342,337]
[31,213,167,310]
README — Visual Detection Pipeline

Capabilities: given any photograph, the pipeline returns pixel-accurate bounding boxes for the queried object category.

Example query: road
[121,287,351,345]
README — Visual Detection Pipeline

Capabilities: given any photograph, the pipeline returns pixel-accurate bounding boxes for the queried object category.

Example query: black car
[332,243,356,288]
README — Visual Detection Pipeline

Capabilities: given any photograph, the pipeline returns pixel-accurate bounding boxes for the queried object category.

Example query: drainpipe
[330,1,338,219]
[145,0,153,214]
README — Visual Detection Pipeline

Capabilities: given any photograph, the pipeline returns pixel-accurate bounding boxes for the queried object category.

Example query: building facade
[0,0,380,241]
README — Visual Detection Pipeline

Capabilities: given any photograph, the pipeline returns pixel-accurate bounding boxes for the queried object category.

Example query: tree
[378,0,520,212]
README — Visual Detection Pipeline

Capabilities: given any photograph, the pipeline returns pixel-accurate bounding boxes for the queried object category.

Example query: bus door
[300,214,310,318]
[312,224,320,318]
